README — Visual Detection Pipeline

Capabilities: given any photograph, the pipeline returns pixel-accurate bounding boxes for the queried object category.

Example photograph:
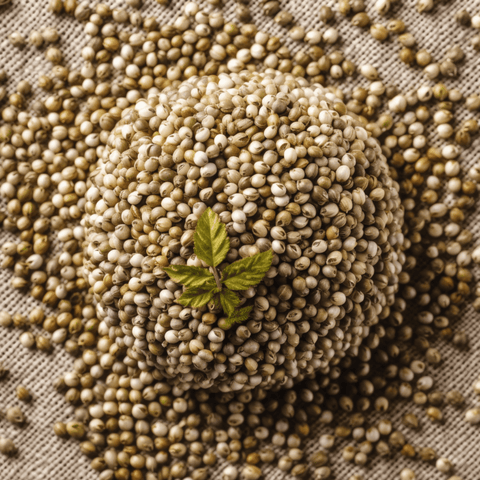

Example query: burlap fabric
[0,0,480,479]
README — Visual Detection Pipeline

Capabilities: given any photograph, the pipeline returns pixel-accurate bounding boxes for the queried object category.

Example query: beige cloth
[1,0,480,479]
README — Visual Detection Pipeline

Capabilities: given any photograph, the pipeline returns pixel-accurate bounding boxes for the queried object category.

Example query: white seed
[228,194,246,208]
[359,64,378,80]
[19,331,35,349]
[473,378,480,393]
[366,427,380,443]
[271,183,287,196]
[436,458,453,473]
[399,468,415,480]
[416,85,432,101]
[323,27,339,44]
[472,14,480,29]
[336,165,351,182]
[26,254,43,270]
[465,408,480,424]
[424,63,440,79]
[374,0,391,15]
[274,195,289,207]
[319,434,335,449]
[52,329,67,344]
[305,30,322,44]
[377,419,392,436]
[231,210,247,224]
[389,95,407,113]
[442,144,460,159]
[200,163,217,177]
[437,124,453,139]
[193,151,208,167]
[222,465,238,480]
[434,110,453,124]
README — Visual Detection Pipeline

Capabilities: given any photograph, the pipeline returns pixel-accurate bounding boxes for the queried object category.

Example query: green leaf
[225,306,252,327]
[163,265,215,288]
[194,208,230,268]
[219,289,240,316]
[177,285,219,308]
[222,250,273,291]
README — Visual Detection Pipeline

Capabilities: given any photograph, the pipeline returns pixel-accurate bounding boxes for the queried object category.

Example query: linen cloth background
[0,0,480,479]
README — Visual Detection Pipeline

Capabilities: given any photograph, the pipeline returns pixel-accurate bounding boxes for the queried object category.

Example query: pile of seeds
[0,1,480,480]
[83,69,405,393]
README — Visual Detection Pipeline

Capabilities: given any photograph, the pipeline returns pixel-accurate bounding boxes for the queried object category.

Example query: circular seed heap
[84,69,405,393]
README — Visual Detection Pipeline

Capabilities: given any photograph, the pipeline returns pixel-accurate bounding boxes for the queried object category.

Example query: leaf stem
[210,267,222,290]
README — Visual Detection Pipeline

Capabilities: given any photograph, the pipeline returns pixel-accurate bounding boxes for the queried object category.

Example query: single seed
[0,438,17,456]
[15,385,31,402]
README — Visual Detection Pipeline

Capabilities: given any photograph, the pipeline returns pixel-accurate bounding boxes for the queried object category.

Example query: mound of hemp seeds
[0,1,480,480]
[83,70,405,393]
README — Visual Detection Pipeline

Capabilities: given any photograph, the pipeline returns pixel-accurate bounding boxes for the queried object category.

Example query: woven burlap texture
[1,0,480,479]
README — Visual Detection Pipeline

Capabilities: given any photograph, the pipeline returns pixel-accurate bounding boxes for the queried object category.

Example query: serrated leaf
[194,208,230,268]
[177,285,219,308]
[163,265,215,288]
[225,306,252,327]
[222,249,273,291]
[219,289,240,316]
